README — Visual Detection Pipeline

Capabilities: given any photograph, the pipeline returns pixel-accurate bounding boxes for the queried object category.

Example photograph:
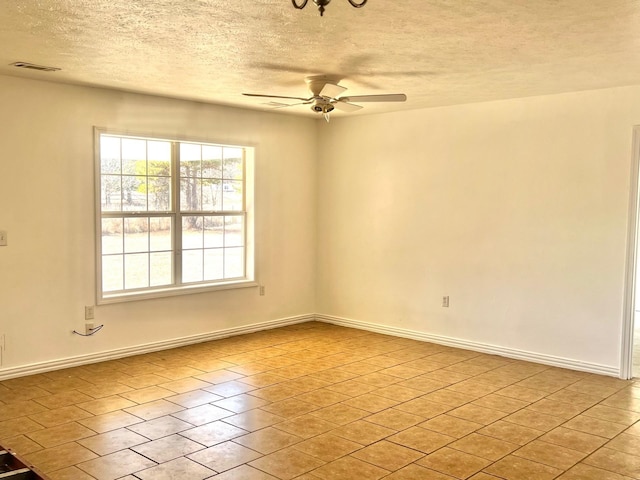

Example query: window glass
[97,133,253,302]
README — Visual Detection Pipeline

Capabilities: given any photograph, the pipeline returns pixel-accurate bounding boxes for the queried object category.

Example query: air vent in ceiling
[10,62,61,72]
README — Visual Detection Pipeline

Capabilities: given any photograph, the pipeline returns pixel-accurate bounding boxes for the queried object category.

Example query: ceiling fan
[242,76,407,122]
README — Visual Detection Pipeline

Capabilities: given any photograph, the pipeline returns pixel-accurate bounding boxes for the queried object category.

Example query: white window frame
[94,128,256,304]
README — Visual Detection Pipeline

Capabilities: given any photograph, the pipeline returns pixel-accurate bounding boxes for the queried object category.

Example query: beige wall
[316,86,640,371]
[0,75,318,370]
[1,74,638,375]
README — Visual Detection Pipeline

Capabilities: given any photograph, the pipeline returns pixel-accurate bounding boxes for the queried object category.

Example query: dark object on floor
[0,446,51,479]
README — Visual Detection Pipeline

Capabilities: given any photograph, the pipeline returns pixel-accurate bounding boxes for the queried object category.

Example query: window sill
[98,280,258,305]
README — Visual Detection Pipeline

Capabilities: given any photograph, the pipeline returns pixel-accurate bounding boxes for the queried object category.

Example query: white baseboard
[316,314,621,378]
[0,312,621,381]
[0,314,314,381]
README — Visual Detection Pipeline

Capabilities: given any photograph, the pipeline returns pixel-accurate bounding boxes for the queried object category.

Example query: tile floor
[0,321,639,480]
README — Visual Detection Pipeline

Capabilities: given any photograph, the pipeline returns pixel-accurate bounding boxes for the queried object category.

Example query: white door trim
[621,126,640,379]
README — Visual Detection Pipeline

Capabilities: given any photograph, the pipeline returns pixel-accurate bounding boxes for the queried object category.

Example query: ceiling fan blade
[320,82,347,99]
[333,101,363,112]
[266,100,314,109]
[265,101,296,108]
[340,94,407,103]
[243,93,311,102]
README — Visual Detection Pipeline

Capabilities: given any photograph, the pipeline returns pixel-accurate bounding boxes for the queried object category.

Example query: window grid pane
[102,218,123,255]
[150,252,172,287]
[125,253,149,290]
[182,250,203,283]
[102,254,123,292]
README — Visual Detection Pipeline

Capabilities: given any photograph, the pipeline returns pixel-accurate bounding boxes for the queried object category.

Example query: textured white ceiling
[2,0,640,118]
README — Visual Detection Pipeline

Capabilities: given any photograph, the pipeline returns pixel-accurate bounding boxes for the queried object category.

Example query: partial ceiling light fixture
[10,61,61,72]
[311,99,335,122]
[291,0,367,16]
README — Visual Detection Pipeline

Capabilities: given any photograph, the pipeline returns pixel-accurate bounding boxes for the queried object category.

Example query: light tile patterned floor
[0,321,639,479]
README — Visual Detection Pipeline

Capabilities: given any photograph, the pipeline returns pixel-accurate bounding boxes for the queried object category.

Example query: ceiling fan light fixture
[309,100,334,121]
[291,0,367,16]
[322,103,334,122]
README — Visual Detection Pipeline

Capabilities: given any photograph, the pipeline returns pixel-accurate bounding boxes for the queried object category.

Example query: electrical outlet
[442,296,450,307]
[259,285,265,296]
[0,231,7,246]
[85,323,94,335]
[85,305,95,320]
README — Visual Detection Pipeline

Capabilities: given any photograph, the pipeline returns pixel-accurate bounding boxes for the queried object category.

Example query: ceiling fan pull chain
[347,0,367,7]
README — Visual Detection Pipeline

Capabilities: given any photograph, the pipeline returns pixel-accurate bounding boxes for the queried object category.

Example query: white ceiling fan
[242,76,407,122]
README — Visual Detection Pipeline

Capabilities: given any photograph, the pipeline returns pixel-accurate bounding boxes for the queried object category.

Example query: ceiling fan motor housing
[311,99,334,113]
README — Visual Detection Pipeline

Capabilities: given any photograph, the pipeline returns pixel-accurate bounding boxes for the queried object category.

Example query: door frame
[621,126,640,380]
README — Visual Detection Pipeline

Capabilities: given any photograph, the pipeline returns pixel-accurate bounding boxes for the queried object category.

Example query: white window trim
[94,128,256,305]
